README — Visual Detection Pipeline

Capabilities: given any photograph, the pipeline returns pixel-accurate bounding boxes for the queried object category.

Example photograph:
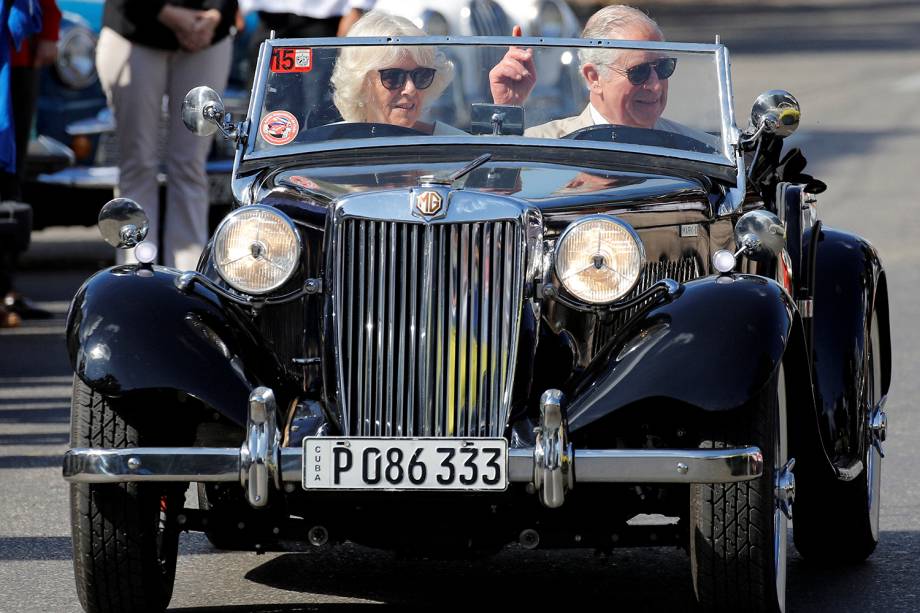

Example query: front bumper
[63,445,763,485]
[62,386,763,509]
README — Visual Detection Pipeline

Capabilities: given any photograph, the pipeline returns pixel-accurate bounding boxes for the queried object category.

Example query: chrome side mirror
[98,198,149,249]
[181,86,231,138]
[734,209,785,262]
[748,90,800,139]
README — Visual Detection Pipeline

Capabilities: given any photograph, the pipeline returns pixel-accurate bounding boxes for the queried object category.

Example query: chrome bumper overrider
[62,387,763,509]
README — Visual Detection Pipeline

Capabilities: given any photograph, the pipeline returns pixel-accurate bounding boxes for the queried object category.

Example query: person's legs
[8,66,39,200]
[164,36,232,270]
[0,67,46,322]
[96,28,169,264]
[0,202,33,326]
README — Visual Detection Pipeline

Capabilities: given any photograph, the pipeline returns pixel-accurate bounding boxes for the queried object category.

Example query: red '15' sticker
[271,48,312,73]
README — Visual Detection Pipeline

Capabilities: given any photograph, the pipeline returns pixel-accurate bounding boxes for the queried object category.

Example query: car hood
[260,160,710,214]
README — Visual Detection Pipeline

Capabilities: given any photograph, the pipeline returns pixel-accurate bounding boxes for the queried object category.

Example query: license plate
[302,438,508,491]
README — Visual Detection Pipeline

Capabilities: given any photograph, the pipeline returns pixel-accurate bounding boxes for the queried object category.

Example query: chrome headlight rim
[212,205,302,296]
[553,214,646,305]
[55,25,98,89]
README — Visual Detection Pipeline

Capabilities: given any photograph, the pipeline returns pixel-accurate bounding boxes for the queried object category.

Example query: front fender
[66,265,286,426]
[807,226,889,466]
[567,274,794,432]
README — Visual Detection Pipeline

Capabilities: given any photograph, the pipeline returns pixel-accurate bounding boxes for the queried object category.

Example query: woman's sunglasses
[612,57,677,86]
[378,67,437,91]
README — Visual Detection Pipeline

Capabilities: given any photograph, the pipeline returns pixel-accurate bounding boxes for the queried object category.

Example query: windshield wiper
[421,153,492,186]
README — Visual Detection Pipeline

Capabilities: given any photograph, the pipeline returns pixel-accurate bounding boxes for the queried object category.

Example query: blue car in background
[24,1,102,228]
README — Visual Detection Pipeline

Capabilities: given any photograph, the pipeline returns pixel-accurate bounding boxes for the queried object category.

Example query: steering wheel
[562,124,718,155]
[303,122,428,141]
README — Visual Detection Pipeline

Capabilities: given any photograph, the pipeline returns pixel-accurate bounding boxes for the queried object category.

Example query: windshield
[246,37,734,166]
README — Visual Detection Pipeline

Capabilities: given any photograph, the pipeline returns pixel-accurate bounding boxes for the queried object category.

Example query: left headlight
[213,206,301,295]
[56,25,97,89]
[554,215,644,305]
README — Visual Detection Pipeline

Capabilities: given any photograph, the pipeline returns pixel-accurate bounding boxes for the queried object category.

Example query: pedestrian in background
[96,0,237,271]
[240,0,373,39]
[0,0,52,328]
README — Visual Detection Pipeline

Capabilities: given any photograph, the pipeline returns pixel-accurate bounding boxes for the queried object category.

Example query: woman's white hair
[331,11,454,122]
[577,5,663,78]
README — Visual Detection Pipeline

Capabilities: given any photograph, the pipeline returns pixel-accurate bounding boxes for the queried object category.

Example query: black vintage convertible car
[62,36,890,613]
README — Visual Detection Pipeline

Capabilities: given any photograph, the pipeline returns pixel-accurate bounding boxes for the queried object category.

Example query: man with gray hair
[491,5,683,139]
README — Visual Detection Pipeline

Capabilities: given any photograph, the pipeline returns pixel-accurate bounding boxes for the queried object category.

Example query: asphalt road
[2,2,920,611]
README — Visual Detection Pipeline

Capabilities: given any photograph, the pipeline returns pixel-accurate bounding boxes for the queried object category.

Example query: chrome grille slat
[476,225,491,436]
[407,225,419,436]
[385,223,397,435]
[396,225,407,436]
[500,223,513,408]
[375,223,385,435]
[434,226,446,437]
[489,223,503,437]
[447,227,459,436]
[457,225,471,437]
[364,222,377,433]
[356,222,366,435]
[336,217,523,439]
[418,225,435,436]
[468,223,481,437]
[337,221,347,413]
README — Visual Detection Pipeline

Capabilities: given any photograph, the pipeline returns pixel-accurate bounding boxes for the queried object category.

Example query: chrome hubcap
[775,458,796,520]
[866,314,884,542]
[869,409,887,456]
[773,365,789,613]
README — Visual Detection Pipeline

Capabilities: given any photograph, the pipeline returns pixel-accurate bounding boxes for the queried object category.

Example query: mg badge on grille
[415,190,443,217]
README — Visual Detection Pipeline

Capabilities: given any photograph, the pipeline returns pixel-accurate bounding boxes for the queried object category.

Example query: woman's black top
[103,0,238,51]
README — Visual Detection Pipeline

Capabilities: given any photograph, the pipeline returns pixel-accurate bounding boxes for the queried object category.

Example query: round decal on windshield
[260,110,299,145]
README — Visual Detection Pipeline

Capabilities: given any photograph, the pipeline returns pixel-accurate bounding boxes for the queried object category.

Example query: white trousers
[96,27,232,270]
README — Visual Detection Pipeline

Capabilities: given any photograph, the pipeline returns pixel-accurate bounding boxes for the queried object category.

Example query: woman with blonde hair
[330,11,462,134]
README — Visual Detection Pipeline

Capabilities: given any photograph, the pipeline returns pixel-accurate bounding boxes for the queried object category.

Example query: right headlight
[554,215,645,304]
[213,206,301,295]
[56,25,98,89]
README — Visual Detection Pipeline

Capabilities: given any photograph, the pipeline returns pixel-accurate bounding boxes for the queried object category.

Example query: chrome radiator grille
[594,256,702,350]
[334,219,525,438]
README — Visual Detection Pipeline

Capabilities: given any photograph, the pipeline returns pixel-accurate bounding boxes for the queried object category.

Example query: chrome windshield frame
[242,36,740,184]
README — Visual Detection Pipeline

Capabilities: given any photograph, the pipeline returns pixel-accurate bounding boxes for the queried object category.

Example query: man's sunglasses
[612,57,677,86]
[378,67,437,91]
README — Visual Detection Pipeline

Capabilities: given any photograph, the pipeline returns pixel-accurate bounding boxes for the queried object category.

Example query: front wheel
[69,377,184,613]
[690,364,790,613]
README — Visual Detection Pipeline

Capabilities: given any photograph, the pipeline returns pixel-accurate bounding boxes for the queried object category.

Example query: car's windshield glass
[248,38,731,163]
